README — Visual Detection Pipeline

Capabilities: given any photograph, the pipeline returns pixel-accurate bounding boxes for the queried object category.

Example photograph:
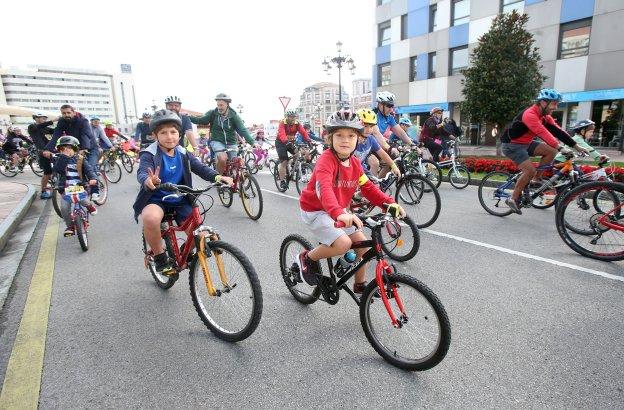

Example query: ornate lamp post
[322,41,356,109]
[236,104,244,114]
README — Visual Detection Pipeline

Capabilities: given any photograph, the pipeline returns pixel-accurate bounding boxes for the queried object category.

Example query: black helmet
[571,119,595,131]
[215,93,232,103]
[56,135,80,150]
[149,109,182,133]
[325,109,364,134]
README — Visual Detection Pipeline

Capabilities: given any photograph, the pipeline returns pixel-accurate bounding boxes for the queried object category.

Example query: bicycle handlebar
[158,182,226,195]
[334,204,400,228]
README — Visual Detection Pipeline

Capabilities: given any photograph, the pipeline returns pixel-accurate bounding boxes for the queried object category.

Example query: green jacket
[554,134,601,162]
[189,108,254,146]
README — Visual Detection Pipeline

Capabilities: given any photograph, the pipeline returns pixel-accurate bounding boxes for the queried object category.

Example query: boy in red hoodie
[298,110,406,294]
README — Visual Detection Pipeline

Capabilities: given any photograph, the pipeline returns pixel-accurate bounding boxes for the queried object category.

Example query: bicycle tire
[217,186,233,208]
[121,153,134,173]
[296,163,314,195]
[420,159,442,189]
[189,240,263,342]
[273,160,288,192]
[75,212,89,252]
[29,159,44,177]
[102,160,122,183]
[448,165,471,189]
[378,216,420,262]
[279,234,322,304]
[93,173,108,206]
[0,160,18,177]
[477,171,514,217]
[52,189,62,218]
[240,174,263,220]
[246,156,259,174]
[142,233,177,289]
[555,181,624,261]
[360,273,451,371]
[394,175,441,229]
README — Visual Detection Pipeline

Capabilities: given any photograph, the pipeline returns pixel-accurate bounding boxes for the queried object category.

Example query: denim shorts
[501,140,541,165]
[210,141,238,160]
[147,198,193,225]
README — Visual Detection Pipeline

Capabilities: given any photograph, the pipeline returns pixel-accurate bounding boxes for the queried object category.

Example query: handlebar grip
[334,221,346,228]
[159,182,176,192]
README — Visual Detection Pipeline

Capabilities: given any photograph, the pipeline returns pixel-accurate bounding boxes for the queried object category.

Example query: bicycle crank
[318,276,339,305]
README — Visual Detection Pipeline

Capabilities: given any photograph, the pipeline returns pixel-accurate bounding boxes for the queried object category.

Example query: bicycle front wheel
[218,186,233,207]
[379,216,420,262]
[30,159,44,177]
[93,172,108,206]
[0,160,18,177]
[240,174,263,220]
[360,274,451,371]
[477,171,514,217]
[51,189,62,218]
[121,153,134,173]
[394,175,441,229]
[420,159,442,189]
[272,161,287,192]
[448,165,470,189]
[189,240,263,342]
[75,213,89,252]
[102,160,122,183]
[556,181,624,261]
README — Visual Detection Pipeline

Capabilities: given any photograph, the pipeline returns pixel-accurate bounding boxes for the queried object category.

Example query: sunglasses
[384,103,394,108]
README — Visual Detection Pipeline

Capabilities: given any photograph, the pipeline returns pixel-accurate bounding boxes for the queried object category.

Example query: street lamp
[315,102,323,136]
[236,104,244,114]
[322,41,356,109]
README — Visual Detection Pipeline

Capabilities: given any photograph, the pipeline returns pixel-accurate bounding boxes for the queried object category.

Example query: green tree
[460,10,546,154]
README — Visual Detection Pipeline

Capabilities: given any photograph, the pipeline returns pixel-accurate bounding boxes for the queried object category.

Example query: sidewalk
[0,181,36,252]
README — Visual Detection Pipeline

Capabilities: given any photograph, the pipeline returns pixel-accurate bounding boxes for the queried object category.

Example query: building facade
[374,0,624,148]
[0,64,138,134]
[351,78,373,111]
[299,82,350,136]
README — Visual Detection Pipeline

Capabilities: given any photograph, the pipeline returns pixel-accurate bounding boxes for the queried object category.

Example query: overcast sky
[1,0,374,124]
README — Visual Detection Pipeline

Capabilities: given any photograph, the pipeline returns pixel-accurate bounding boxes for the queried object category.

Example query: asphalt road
[1,168,623,408]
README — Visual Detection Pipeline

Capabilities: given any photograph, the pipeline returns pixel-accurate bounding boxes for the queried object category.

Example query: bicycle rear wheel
[246,156,259,174]
[217,186,233,207]
[189,240,263,342]
[272,161,287,192]
[556,181,624,261]
[93,172,108,206]
[102,160,122,183]
[240,174,263,220]
[448,165,470,189]
[360,273,451,371]
[379,216,420,262]
[394,175,441,229]
[121,153,134,173]
[51,189,62,218]
[279,234,321,304]
[477,171,514,217]
[296,163,314,195]
[29,158,44,176]
[420,159,442,189]
[0,159,18,177]
[75,213,89,252]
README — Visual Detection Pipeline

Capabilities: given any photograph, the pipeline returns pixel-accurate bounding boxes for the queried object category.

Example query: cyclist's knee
[332,235,352,254]
[141,206,164,227]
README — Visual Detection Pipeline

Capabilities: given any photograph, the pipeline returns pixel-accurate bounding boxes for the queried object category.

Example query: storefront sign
[562,88,624,103]
[395,102,449,114]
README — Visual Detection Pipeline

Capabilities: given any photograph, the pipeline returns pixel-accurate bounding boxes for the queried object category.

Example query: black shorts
[275,139,295,162]
[38,153,53,175]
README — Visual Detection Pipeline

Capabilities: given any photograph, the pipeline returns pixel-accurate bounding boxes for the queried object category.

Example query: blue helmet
[399,117,412,126]
[536,88,563,102]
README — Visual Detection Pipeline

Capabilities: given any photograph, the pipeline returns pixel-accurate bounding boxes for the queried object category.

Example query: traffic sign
[279,96,291,111]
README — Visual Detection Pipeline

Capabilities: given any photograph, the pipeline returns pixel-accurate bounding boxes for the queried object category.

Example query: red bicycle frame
[161,206,203,270]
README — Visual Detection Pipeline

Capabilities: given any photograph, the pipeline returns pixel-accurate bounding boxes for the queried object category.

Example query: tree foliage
[460,11,545,128]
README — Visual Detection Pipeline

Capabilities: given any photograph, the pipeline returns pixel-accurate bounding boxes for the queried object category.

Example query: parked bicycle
[142,182,263,342]
[279,210,450,371]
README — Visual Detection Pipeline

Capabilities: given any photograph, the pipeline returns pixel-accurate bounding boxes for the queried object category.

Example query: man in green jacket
[189,93,257,174]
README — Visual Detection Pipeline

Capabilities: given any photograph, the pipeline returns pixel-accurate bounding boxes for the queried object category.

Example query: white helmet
[285,109,298,117]
[164,95,182,104]
[376,91,395,104]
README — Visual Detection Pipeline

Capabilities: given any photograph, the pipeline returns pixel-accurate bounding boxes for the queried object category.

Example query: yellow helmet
[357,108,377,125]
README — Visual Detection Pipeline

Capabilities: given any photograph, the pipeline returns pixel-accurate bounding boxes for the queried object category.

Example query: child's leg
[307,234,352,261]
[349,230,369,284]
[141,204,165,255]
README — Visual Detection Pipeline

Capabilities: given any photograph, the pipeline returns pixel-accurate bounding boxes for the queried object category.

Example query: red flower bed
[461,156,624,182]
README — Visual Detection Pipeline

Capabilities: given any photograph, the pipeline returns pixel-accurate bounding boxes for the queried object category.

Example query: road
[0,168,623,408]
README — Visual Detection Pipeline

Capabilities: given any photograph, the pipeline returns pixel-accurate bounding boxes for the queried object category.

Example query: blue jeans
[210,141,238,160]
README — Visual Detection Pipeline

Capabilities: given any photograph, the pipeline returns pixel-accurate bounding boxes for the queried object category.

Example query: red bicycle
[216,148,263,220]
[142,182,263,342]
[279,209,450,371]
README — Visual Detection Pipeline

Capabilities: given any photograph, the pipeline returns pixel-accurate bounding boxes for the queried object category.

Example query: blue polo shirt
[374,108,397,135]
[354,135,381,167]
[150,149,184,204]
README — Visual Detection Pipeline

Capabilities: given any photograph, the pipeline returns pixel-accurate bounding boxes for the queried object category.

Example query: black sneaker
[280,180,288,190]
[153,252,176,276]
[505,198,522,215]
[294,251,318,285]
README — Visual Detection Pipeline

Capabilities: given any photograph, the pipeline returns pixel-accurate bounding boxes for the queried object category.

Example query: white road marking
[261,187,623,283]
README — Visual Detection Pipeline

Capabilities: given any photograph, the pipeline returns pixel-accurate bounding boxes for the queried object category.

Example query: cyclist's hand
[390,164,401,177]
[600,155,610,163]
[88,179,97,186]
[386,203,406,218]
[218,176,234,187]
[144,166,161,191]
[42,150,52,158]
[337,213,363,229]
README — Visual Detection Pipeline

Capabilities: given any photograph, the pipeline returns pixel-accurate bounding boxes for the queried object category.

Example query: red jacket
[277,120,309,144]
[502,104,575,148]
[300,150,394,220]
[104,127,121,140]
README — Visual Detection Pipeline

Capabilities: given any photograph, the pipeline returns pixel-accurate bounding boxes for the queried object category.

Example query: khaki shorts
[300,209,359,246]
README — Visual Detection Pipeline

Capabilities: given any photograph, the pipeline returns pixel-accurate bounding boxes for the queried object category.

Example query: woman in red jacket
[297,110,406,294]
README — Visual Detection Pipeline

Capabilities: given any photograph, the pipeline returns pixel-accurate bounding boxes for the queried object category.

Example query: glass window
[429,5,438,32]
[452,0,470,26]
[379,63,391,86]
[401,14,408,41]
[450,46,469,75]
[410,56,418,82]
[428,53,437,79]
[559,19,592,59]
[378,20,391,46]
[501,0,523,13]
[377,0,391,5]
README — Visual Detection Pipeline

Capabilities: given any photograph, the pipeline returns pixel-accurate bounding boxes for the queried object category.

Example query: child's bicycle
[435,139,471,189]
[62,183,92,252]
[279,209,450,371]
[142,182,263,342]
[216,148,264,220]
[245,145,272,174]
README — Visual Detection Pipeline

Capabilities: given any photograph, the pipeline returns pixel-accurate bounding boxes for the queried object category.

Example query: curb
[0,184,37,253]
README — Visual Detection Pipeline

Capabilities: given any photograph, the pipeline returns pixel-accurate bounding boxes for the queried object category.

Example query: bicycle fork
[195,231,231,296]
[375,258,407,328]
